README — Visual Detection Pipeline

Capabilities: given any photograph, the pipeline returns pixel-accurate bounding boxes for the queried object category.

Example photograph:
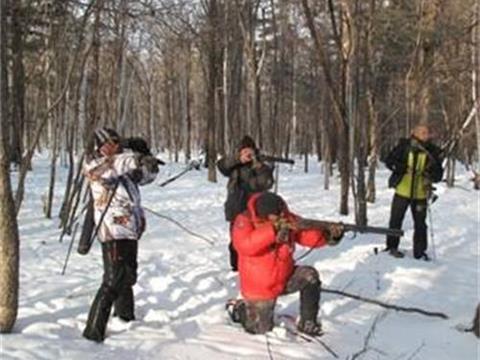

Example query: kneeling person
[229,192,343,336]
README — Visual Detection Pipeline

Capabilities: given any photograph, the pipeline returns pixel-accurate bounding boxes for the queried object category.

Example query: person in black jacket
[384,125,443,259]
[217,136,274,271]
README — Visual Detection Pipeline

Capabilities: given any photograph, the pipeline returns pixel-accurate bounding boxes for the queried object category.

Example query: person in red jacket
[228,192,344,336]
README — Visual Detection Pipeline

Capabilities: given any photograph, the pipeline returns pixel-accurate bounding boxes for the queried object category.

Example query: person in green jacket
[384,125,443,260]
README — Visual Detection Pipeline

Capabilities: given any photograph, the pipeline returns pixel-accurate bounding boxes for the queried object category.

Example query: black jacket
[385,138,444,189]
[217,154,274,221]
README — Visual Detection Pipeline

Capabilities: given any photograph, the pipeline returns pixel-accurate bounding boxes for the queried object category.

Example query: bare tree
[0,0,20,333]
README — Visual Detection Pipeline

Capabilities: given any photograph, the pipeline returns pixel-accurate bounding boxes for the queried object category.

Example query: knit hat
[255,192,285,218]
[238,135,256,151]
[94,127,121,149]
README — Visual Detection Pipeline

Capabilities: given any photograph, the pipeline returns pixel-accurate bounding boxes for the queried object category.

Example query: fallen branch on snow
[322,287,449,320]
[144,207,216,246]
[350,312,387,360]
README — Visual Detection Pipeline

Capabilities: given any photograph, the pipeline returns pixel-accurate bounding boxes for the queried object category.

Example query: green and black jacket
[385,138,443,200]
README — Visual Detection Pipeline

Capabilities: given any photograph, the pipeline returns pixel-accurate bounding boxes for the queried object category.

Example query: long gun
[257,154,295,165]
[158,159,202,187]
[296,218,404,238]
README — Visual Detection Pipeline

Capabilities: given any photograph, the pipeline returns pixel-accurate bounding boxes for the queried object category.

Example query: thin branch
[323,287,449,320]
[350,312,388,360]
[143,207,215,246]
[406,341,426,360]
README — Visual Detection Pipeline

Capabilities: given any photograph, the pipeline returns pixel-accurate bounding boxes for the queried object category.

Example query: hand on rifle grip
[276,227,290,244]
[274,217,295,244]
[327,223,345,246]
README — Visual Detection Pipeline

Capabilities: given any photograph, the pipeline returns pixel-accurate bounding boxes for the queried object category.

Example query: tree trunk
[0,0,20,333]
[85,0,101,152]
[10,1,25,166]
[474,0,480,167]
[205,0,219,182]
[45,115,59,218]
[302,0,350,214]
[366,90,378,203]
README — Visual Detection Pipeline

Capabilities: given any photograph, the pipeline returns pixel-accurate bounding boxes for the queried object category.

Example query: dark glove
[127,168,144,183]
[140,155,160,174]
[327,224,344,246]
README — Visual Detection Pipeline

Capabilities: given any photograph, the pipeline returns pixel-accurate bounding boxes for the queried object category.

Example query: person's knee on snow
[302,266,320,287]
[242,300,275,335]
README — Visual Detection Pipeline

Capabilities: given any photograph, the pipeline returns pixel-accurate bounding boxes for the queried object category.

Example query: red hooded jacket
[232,194,328,301]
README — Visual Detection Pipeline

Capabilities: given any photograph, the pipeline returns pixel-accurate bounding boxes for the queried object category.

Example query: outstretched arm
[217,154,242,177]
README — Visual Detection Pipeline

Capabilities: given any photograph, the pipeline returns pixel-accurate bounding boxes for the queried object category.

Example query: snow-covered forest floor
[1,155,478,360]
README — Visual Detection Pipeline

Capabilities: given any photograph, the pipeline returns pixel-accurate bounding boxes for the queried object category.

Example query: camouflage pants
[238,266,321,334]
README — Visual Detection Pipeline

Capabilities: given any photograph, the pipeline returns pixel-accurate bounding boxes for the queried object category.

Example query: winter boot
[388,248,405,258]
[226,299,245,323]
[297,319,323,336]
[414,252,430,261]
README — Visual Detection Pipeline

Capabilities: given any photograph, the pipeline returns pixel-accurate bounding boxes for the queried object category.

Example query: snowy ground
[1,154,479,360]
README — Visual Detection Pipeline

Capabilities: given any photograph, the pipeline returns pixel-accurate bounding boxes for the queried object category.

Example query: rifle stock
[297,218,404,238]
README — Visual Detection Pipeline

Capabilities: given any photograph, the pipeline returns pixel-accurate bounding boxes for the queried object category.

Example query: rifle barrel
[343,224,404,237]
[158,167,191,187]
[297,219,404,238]
[259,155,295,165]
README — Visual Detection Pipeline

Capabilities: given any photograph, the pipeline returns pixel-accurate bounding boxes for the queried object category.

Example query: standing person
[82,128,159,342]
[217,136,274,271]
[384,124,443,259]
[227,192,344,335]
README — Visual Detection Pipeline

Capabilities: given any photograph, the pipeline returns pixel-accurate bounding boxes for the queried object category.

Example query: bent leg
[283,266,321,322]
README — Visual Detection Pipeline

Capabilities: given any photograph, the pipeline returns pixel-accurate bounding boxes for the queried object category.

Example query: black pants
[229,222,238,271]
[386,194,428,258]
[238,266,321,334]
[83,240,138,342]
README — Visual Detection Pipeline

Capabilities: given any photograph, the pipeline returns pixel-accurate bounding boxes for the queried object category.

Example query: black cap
[255,192,285,218]
[94,127,121,149]
[238,135,256,151]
